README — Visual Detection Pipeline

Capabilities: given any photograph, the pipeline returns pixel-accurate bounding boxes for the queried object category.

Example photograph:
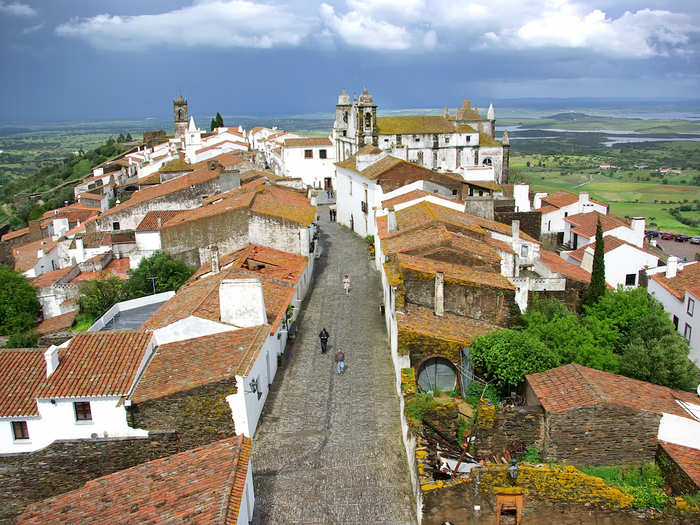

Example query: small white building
[533,190,609,236]
[13,238,63,278]
[0,332,155,454]
[647,258,700,365]
[563,235,662,289]
[281,137,335,189]
[563,211,645,250]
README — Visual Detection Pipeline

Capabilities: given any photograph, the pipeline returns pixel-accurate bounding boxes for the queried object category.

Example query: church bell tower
[173,94,188,138]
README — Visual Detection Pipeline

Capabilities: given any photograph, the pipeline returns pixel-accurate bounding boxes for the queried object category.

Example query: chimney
[219,279,267,327]
[650,238,657,247]
[434,272,444,317]
[666,256,679,279]
[581,246,595,273]
[210,245,220,274]
[578,192,589,207]
[630,217,645,248]
[533,192,546,210]
[44,346,59,378]
[218,168,241,193]
[511,220,520,243]
[387,207,397,234]
[156,217,162,228]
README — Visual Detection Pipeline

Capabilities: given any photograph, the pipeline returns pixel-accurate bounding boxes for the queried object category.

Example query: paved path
[251,210,416,524]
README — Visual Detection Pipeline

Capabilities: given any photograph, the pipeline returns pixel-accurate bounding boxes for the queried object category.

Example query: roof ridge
[219,434,246,524]
[571,363,609,404]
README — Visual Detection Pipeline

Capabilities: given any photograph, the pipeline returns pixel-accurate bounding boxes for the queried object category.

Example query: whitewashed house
[647,258,700,365]
[563,211,645,250]
[533,190,609,236]
[281,137,335,189]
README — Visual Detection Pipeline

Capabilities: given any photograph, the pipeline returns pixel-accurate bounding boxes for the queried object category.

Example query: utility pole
[147,276,157,295]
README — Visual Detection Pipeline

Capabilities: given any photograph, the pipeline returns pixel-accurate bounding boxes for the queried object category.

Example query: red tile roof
[398,303,496,346]
[142,245,303,335]
[71,258,131,282]
[136,210,187,231]
[1,226,29,242]
[564,211,629,239]
[37,310,78,335]
[659,441,700,488]
[526,364,700,417]
[398,253,515,290]
[196,140,248,155]
[131,327,268,403]
[36,331,153,399]
[29,265,76,289]
[539,249,592,284]
[650,261,700,301]
[13,238,57,272]
[18,435,252,525]
[0,348,47,417]
[540,190,608,210]
[381,189,462,209]
[567,235,660,263]
[283,137,332,148]
[40,203,100,227]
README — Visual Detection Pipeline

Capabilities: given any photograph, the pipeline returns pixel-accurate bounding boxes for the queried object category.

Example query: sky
[1,0,699,122]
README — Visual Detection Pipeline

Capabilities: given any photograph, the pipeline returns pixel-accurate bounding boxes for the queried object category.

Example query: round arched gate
[417,357,457,393]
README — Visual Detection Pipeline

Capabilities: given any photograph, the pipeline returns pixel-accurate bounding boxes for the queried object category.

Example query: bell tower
[357,86,377,146]
[173,93,188,138]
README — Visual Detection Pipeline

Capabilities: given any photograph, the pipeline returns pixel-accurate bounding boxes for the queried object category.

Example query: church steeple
[173,94,188,138]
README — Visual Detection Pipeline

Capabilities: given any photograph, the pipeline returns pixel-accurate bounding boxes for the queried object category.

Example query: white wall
[23,247,61,278]
[0,397,148,454]
[335,166,381,238]
[237,458,255,525]
[135,230,162,252]
[282,145,336,188]
[603,245,659,289]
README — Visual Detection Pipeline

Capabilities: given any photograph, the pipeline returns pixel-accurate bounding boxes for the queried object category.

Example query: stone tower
[334,88,352,138]
[173,93,188,138]
[357,86,377,146]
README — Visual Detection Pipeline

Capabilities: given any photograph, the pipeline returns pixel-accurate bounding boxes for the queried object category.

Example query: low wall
[475,403,544,460]
[657,443,700,495]
[0,432,180,523]
[88,291,175,332]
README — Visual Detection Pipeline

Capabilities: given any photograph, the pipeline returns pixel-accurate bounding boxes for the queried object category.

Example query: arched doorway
[417,357,457,393]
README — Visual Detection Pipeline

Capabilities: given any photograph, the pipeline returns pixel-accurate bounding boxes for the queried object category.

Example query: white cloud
[21,22,42,34]
[56,1,316,51]
[0,1,37,16]
[320,3,413,50]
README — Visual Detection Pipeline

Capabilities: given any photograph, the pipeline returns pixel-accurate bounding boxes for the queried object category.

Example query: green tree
[210,118,217,132]
[0,266,40,336]
[583,218,606,306]
[215,112,224,128]
[469,329,558,391]
[126,252,194,297]
[6,330,38,348]
[78,278,126,320]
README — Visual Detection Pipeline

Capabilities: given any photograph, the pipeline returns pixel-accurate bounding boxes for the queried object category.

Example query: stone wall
[475,405,544,459]
[0,431,180,523]
[495,210,542,241]
[544,404,661,466]
[463,198,494,220]
[528,284,585,312]
[128,379,238,451]
[656,444,700,495]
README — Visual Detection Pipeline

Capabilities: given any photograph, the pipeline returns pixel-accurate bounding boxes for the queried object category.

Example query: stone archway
[417,356,457,393]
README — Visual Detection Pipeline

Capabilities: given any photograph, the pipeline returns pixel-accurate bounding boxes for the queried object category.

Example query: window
[319,149,327,159]
[417,151,424,164]
[364,113,372,129]
[452,189,458,196]
[348,176,352,196]
[74,402,92,421]
[564,212,568,218]
[396,134,402,146]
[304,149,313,159]
[625,273,636,286]
[673,315,679,329]
[466,136,471,143]
[414,135,420,143]
[12,421,29,440]
[444,136,450,144]
[520,245,529,258]
[688,297,695,316]
[112,222,120,231]
[684,323,692,341]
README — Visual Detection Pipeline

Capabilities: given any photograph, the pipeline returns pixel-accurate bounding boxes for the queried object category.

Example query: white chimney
[511,220,520,243]
[387,208,398,234]
[533,192,547,210]
[666,256,679,279]
[211,245,220,274]
[578,192,589,210]
[630,217,645,247]
[219,279,267,327]
[581,246,595,273]
[434,272,444,317]
[44,346,59,378]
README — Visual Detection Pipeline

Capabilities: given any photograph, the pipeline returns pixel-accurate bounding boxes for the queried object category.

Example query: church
[332,87,510,184]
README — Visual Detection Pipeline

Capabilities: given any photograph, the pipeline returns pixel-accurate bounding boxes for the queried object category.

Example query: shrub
[522,445,542,463]
[5,330,38,348]
[464,381,501,408]
[581,464,667,510]
[404,392,438,428]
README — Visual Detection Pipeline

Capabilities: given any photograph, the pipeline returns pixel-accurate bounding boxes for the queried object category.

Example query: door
[417,357,457,393]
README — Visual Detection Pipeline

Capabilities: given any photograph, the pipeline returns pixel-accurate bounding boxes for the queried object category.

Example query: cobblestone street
[251,209,416,524]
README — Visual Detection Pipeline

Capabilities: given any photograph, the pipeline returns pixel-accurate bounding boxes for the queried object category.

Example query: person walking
[326,188,331,200]
[342,274,350,295]
[319,328,329,354]
[335,347,345,374]
[329,207,333,221]
[329,204,336,222]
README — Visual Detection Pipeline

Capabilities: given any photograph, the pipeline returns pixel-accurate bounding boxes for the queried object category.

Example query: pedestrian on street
[326,188,331,199]
[328,207,333,221]
[343,274,350,295]
[319,328,329,353]
[329,205,336,222]
[335,347,345,374]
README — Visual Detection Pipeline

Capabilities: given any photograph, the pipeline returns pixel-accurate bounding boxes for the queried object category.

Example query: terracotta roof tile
[13,238,57,272]
[196,140,248,155]
[18,436,252,525]
[381,189,462,209]
[1,226,29,242]
[36,331,153,399]
[283,137,332,147]
[131,327,267,403]
[158,157,193,173]
[651,262,700,301]
[398,303,496,346]
[659,442,700,488]
[250,186,316,226]
[71,258,130,282]
[37,311,78,335]
[136,210,187,231]
[526,364,700,416]
[30,265,76,289]
[564,211,628,239]
[0,348,46,417]
[567,235,660,263]
[542,190,579,208]
[539,249,592,284]
[376,115,476,135]
[398,253,515,290]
